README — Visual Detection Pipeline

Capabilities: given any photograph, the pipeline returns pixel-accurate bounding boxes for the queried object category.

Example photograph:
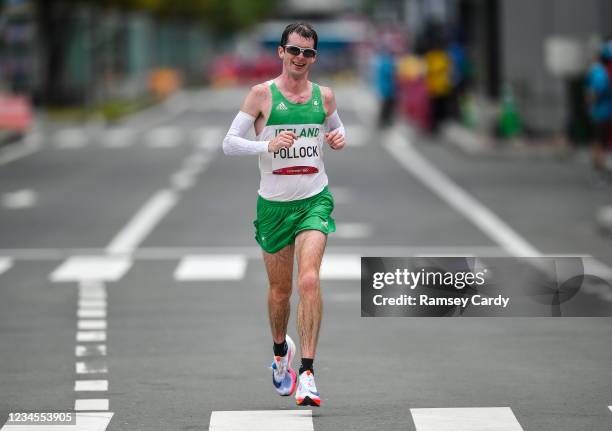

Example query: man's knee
[298,270,320,297]
[269,282,292,303]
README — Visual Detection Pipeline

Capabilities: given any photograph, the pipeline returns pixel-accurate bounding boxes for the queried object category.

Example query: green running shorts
[254,186,336,254]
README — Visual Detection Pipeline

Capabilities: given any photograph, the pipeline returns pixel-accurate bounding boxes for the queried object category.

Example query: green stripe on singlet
[266,82,326,126]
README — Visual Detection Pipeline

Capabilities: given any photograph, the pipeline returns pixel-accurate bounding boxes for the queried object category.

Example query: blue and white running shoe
[271,335,297,396]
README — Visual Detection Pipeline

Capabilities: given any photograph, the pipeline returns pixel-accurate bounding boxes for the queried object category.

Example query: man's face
[278,33,316,78]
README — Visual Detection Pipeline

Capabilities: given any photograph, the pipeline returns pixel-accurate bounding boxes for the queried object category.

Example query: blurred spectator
[585,39,612,173]
[371,46,397,129]
[397,53,430,130]
[424,43,452,133]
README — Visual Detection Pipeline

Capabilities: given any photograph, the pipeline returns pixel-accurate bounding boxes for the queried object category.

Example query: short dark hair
[280,22,318,50]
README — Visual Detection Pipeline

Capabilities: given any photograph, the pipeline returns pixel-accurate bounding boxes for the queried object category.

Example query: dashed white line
[76,345,107,357]
[75,379,108,391]
[76,331,106,342]
[78,299,107,308]
[74,399,109,411]
[78,320,107,330]
[76,361,108,374]
[77,309,107,319]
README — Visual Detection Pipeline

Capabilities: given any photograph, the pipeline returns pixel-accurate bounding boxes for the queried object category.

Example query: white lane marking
[0,257,13,275]
[105,189,178,255]
[50,256,132,282]
[320,254,361,280]
[74,399,109,411]
[54,128,87,149]
[199,128,223,150]
[78,320,107,330]
[103,127,135,148]
[0,412,113,430]
[209,410,313,431]
[0,134,40,166]
[78,309,107,319]
[344,125,367,146]
[0,246,508,260]
[76,361,108,374]
[411,407,524,431]
[75,379,108,390]
[334,222,372,239]
[79,283,107,299]
[146,127,182,148]
[386,130,541,257]
[609,406,612,412]
[174,255,248,281]
[78,300,107,309]
[171,171,197,191]
[76,345,106,357]
[76,331,106,342]
[2,189,37,209]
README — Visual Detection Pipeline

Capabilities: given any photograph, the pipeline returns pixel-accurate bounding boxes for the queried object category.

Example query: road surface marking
[411,407,524,431]
[78,320,107,330]
[74,399,109,411]
[320,254,361,280]
[78,300,106,308]
[0,257,13,275]
[50,256,131,282]
[174,255,248,280]
[76,345,106,357]
[0,245,508,260]
[0,134,40,166]
[77,331,106,342]
[385,129,541,257]
[209,410,313,431]
[104,127,135,148]
[54,128,87,149]
[75,380,108,391]
[335,222,372,238]
[199,128,224,150]
[146,127,182,148]
[76,361,108,374]
[105,190,178,255]
[77,309,107,318]
[2,189,37,209]
[0,412,113,430]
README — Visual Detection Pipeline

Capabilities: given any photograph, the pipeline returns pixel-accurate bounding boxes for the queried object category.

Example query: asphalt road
[0,83,611,431]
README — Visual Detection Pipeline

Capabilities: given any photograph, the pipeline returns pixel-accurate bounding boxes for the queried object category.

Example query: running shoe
[270,335,297,396]
[295,370,321,407]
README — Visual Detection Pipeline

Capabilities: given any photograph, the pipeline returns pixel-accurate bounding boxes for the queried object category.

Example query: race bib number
[271,133,322,175]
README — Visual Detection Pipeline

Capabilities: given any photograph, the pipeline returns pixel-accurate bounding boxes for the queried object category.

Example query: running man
[222,22,346,407]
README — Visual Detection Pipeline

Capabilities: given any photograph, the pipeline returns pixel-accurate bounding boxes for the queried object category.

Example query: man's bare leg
[295,230,327,358]
[263,244,294,344]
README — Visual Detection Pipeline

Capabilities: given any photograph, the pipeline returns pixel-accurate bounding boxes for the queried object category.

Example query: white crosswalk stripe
[411,407,525,431]
[174,255,248,281]
[209,410,313,431]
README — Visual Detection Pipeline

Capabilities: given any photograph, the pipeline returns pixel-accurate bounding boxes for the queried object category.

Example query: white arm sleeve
[222,111,269,156]
[324,110,346,137]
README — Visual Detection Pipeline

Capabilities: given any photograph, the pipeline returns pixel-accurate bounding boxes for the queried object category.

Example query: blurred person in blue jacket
[586,39,612,174]
[371,45,397,128]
